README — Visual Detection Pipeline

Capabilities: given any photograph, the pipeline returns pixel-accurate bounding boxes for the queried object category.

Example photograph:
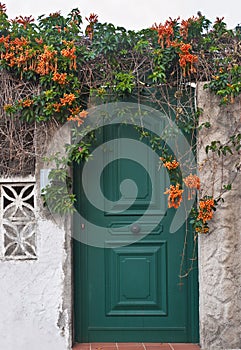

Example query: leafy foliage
[0,3,240,218]
[205,133,241,156]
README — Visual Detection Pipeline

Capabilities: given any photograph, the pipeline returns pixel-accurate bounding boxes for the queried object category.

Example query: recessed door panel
[105,241,167,316]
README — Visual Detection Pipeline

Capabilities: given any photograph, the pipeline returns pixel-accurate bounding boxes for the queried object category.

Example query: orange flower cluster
[61,46,76,59]
[183,173,200,189]
[49,11,61,18]
[0,36,35,69]
[179,16,199,40]
[67,110,88,126]
[60,93,76,106]
[85,13,98,40]
[13,15,35,28]
[171,42,198,76]
[55,25,62,33]
[163,159,179,170]
[183,173,200,199]
[164,183,184,209]
[61,42,77,70]
[197,198,215,223]
[35,37,43,45]
[52,93,77,113]
[0,35,59,75]
[53,102,62,113]
[68,106,81,116]
[215,17,225,24]
[178,43,198,76]
[52,72,67,85]
[35,45,57,75]
[151,18,179,48]
[19,99,33,107]
[85,13,98,24]
[195,226,209,234]
[151,17,198,76]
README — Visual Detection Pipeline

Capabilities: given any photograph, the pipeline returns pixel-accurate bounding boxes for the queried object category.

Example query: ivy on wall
[0,3,240,241]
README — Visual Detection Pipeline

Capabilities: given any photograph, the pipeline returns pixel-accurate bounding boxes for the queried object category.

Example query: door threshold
[73,343,201,350]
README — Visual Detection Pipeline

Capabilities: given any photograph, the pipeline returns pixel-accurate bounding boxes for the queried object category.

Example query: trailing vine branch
[0,4,240,237]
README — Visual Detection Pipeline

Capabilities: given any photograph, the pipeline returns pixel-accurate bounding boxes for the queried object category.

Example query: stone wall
[197,83,241,349]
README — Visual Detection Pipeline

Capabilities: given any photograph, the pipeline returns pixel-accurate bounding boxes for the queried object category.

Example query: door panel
[102,124,166,216]
[105,241,167,316]
[74,120,198,343]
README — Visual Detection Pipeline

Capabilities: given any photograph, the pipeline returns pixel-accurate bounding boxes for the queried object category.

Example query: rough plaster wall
[0,217,71,350]
[197,83,241,350]
[0,124,72,350]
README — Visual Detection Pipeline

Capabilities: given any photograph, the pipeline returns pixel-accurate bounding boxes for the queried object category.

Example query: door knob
[130,224,141,234]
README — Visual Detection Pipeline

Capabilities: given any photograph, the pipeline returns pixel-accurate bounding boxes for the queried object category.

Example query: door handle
[130,224,141,234]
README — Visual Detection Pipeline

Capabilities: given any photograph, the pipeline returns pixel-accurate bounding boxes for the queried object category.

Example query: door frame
[72,92,199,343]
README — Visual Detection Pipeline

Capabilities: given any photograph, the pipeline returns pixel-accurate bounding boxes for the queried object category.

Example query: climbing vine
[0,3,240,249]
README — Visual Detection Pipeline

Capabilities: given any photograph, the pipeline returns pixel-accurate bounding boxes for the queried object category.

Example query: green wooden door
[73,118,198,343]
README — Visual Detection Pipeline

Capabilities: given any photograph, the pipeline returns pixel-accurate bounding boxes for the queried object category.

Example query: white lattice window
[0,182,37,260]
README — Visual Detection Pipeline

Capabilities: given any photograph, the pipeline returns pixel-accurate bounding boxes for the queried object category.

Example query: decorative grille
[0,182,37,259]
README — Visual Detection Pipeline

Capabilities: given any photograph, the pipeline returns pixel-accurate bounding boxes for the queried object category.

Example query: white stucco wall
[0,202,71,350]
[0,123,72,350]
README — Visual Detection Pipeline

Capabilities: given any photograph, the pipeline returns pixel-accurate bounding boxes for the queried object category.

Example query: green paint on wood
[73,108,199,342]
